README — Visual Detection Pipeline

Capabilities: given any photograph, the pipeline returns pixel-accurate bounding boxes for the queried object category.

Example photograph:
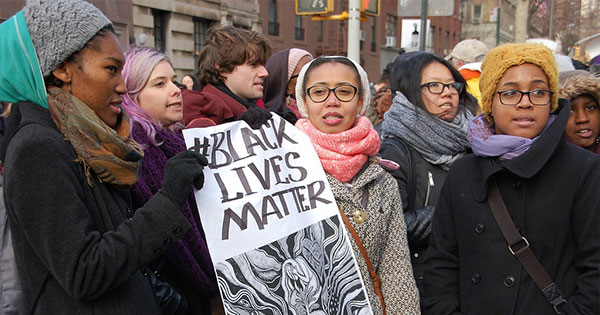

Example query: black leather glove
[238,106,273,129]
[404,205,435,249]
[159,150,208,207]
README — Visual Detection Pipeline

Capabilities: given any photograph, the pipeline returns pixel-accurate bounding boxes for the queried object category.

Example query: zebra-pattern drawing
[216,215,372,315]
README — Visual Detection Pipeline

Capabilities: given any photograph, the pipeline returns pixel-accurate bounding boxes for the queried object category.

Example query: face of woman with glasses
[420,62,462,122]
[492,63,551,139]
[304,62,362,134]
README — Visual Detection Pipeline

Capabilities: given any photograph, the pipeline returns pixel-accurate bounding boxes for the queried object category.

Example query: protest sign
[183,115,373,314]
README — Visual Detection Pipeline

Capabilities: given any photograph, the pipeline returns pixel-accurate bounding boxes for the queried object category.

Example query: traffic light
[362,0,379,16]
[296,0,334,15]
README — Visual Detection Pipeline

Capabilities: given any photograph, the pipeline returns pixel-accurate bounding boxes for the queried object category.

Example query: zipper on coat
[424,171,434,206]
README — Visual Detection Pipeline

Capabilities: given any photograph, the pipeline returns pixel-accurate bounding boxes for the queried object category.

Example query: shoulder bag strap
[339,208,386,315]
[488,180,567,314]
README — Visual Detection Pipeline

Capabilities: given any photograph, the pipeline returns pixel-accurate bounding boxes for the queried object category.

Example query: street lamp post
[347,0,361,62]
[419,0,428,51]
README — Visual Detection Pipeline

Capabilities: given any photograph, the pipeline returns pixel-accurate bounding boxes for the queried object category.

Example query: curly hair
[196,25,272,86]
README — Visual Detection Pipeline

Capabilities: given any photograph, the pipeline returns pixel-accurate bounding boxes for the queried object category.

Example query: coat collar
[473,98,570,201]
[327,159,385,203]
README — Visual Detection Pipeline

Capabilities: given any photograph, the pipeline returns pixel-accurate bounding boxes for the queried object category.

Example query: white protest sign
[183,114,373,314]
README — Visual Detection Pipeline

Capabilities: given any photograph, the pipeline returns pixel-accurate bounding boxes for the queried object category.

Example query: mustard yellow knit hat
[480,43,558,123]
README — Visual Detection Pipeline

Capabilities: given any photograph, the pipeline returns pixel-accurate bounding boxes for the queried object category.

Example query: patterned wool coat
[328,158,421,315]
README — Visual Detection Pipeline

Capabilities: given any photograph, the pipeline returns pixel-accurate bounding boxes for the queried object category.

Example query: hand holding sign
[159,150,209,207]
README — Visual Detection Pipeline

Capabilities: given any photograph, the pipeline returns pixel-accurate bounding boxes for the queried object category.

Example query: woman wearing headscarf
[263,47,313,124]
[121,46,221,314]
[424,44,600,314]
[559,69,600,153]
[294,56,420,315]
[0,1,207,314]
[378,52,476,301]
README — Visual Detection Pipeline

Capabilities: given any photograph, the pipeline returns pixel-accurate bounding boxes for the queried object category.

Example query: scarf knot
[295,117,380,183]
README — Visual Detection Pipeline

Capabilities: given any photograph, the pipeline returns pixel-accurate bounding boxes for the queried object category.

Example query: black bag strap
[488,180,567,314]
[383,137,416,211]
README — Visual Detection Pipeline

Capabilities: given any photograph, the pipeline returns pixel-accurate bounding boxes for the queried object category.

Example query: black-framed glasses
[496,89,553,106]
[306,85,358,103]
[420,81,464,94]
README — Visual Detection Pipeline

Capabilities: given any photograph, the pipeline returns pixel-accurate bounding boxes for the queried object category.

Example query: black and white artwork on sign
[216,215,371,315]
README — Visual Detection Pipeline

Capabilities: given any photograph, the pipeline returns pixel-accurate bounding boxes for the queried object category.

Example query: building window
[268,0,279,36]
[295,15,304,40]
[472,4,481,24]
[370,18,376,52]
[193,18,212,72]
[152,9,167,52]
[317,21,323,43]
[385,14,397,47]
[445,31,450,53]
[385,14,397,37]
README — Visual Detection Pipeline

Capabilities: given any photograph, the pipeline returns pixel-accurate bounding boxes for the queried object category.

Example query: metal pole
[548,0,556,40]
[496,5,501,46]
[347,0,361,62]
[419,0,428,51]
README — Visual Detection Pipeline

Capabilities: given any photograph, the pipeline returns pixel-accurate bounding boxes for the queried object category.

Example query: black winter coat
[424,100,600,314]
[3,102,192,314]
[379,137,446,292]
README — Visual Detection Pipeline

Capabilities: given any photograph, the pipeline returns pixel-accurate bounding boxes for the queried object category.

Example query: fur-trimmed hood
[559,70,600,103]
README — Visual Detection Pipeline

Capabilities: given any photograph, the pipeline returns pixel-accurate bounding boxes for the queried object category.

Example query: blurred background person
[379,52,476,305]
[181,73,200,91]
[559,70,600,153]
[263,47,312,124]
[446,39,488,110]
[295,56,421,315]
[371,84,392,135]
[121,46,222,314]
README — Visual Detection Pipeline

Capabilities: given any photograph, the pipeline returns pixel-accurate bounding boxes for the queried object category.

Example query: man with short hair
[446,39,488,109]
[182,25,273,129]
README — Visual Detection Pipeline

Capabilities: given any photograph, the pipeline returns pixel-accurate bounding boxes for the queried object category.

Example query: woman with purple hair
[121,46,221,314]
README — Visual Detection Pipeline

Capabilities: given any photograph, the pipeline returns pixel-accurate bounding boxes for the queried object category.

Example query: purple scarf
[467,114,556,160]
[130,123,218,298]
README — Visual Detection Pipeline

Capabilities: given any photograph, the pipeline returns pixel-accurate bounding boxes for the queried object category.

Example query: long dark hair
[389,52,478,114]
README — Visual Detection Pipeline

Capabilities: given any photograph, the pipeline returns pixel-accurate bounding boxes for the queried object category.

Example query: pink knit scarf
[295,116,381,183]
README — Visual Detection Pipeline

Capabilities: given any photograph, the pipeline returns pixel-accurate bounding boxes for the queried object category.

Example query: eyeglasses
[496,89,553,106]
[420,82,464,94]
[306,85,358,103]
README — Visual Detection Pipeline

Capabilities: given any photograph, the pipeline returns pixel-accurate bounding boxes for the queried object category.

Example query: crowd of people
[0,0,598,314]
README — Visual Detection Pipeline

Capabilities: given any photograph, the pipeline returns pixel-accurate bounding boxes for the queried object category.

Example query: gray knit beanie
[23,0,112,78]
[295,56,371,119]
